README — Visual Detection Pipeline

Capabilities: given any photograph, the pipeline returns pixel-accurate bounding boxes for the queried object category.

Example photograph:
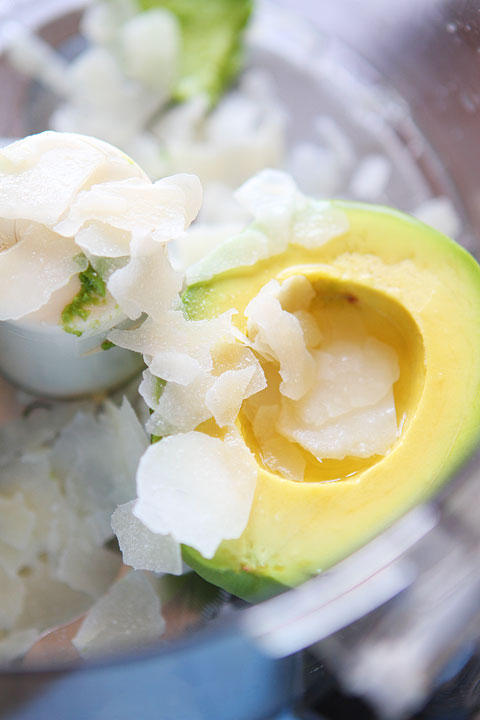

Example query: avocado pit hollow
[239,267,426,483]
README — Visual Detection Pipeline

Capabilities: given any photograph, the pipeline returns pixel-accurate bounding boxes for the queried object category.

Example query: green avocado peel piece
[179,201,480,602]
[135,0,253,103]
[182,546,289,603]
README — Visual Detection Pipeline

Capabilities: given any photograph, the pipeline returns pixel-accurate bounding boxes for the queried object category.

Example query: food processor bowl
[1,1,480,719]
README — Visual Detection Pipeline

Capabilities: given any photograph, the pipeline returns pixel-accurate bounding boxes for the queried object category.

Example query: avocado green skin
[136,0,252,103]
[180,201,480,602]
[182,546,289,603]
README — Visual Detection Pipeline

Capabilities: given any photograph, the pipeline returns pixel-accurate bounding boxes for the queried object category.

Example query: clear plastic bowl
[1,1,480,719]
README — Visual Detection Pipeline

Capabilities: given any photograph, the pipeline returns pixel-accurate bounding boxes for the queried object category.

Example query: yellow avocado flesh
[182,202,480,600]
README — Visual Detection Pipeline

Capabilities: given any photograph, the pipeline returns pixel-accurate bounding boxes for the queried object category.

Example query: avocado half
[181,202,480,601]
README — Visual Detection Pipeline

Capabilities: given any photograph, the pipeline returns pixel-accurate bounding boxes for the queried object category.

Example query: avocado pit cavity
[239,273,405,482]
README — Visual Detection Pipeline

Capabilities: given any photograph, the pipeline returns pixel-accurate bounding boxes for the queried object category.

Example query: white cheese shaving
[251,404,306,482]
[0,223,87,320]
[0,132,109,225]
[55,174,201,242]
[74,222,131,258]
[72,570,165,658]
[289,338,400,428]
[259,436,306,482]
[111,501,182,574]
[234,169,298,247]
[55,537,121,598]
[278,390,398,461]
[145,373,215,436]
[206,365,264,427]
[138,368,161,410]
[0,493,35,551]
[148,352,202,386]
[276,337,400,460]
[109,310,235,371]
[134,432,258,559]
[108,238,183,321]
[119,9,181,95]
[245,279,315,400]
[185,171,349,284]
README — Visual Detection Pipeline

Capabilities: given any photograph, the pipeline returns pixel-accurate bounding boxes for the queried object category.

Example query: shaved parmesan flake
[278,390,398,460]
[235,169,297,245]
[119,9,181,94]
[73,571,165,659]
[80,0,136,46]
[0,132,147,224]
[235,169,349,250]
[168,222,243,273]
[0,493,35,551]
[162,174,203,230]
[14,561,91,637]
[0,132,107,226]
[292,338,399,428]
[0,223,87,320]
[55,175,201,242]
[245,280,315,400]
[75,222,131,258]
[260,437,306,482]
[185,173,348,284]
[51,400,146,535]
[250,404,305,481]
[135,432,258,558]
[56,537,121,598]
[138,368,162,410]
[145,373,214,436]
[112,501,182,574]
[293,310,323,348]
[276,275,315,313]
[0,218,16,253]
[276,335,399,460]
[291,203,349,249]
[108,239,183,321]
[149,352,202,386]
[252,403,280,441]
[105,397,149,478]
[211,341,262,377]
[206,365,260,427]
[109,310,235,371]
[186,227,270,285]
[6,24,70,98]
[21,275,82,324]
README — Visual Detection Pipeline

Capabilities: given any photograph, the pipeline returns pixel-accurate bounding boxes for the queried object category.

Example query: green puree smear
[136,0,252,103]
[61,264,107,336]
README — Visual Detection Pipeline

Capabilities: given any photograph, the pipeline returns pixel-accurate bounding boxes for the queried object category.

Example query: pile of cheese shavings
[5,1,284,196]
[108,171,355,567]
[0,397,150,665]
[242,276,400,478]
[0,131,201,338]
[184,170,350,285]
